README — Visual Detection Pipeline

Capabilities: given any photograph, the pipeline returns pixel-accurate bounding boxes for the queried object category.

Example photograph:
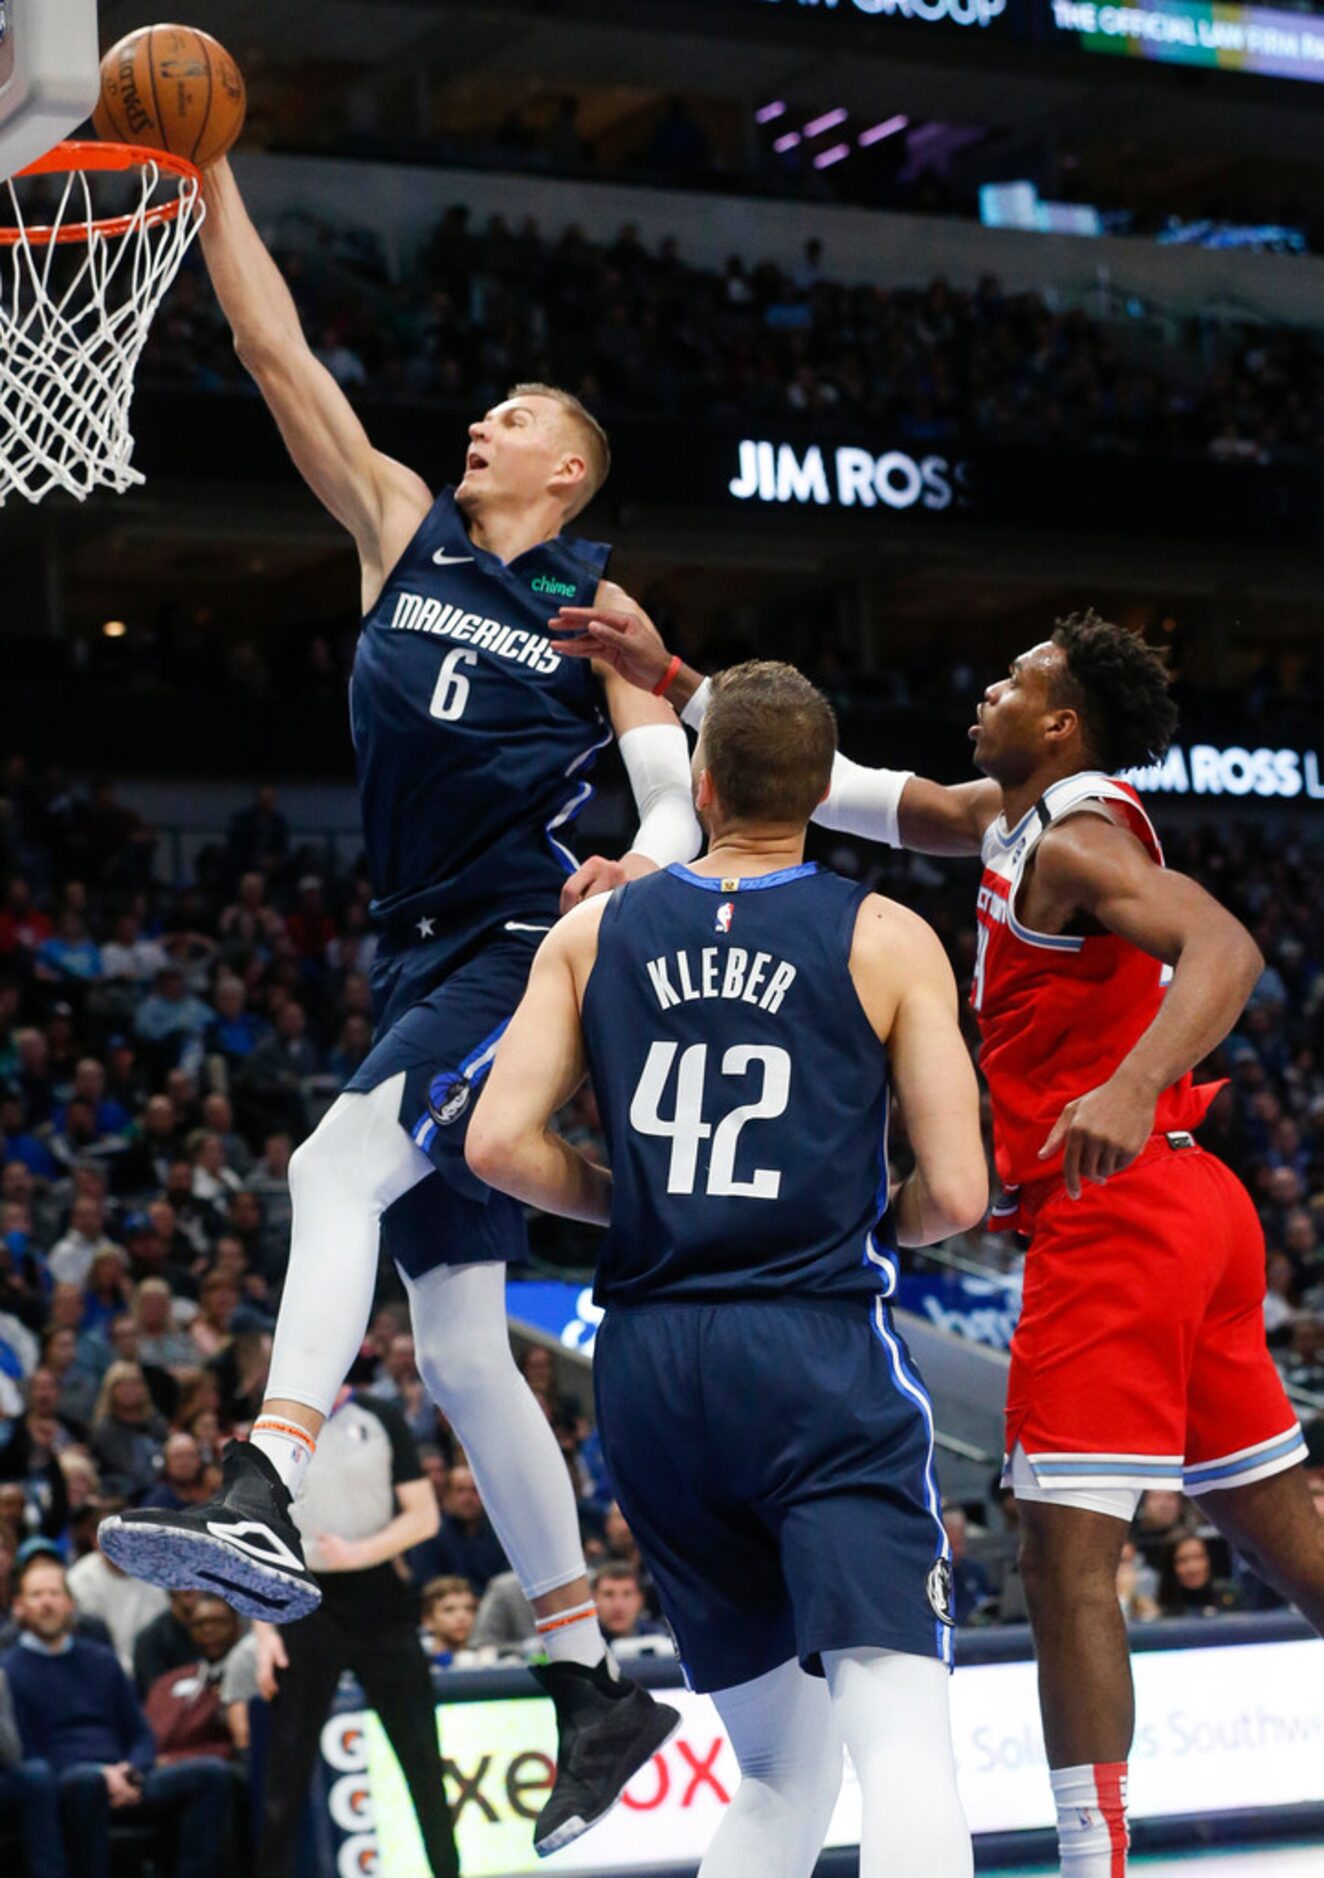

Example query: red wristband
[651,653,683,699]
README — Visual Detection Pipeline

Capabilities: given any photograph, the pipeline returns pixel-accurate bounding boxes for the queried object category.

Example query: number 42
[630,1040,790,1198]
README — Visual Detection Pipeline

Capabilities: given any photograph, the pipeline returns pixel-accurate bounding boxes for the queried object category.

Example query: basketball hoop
[0,140,204,506]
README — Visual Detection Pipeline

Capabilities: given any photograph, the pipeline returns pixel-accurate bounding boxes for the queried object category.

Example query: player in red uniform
[552,602,1324,1877]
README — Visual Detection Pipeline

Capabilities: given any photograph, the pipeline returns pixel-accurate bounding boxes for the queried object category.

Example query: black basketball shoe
[529,1658,681,1858]
[97,1440,321,1622]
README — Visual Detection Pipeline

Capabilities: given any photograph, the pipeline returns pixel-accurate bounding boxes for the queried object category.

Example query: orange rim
[0,141,202,247]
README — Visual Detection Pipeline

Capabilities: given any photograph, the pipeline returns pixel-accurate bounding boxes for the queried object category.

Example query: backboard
[0,0,100,183]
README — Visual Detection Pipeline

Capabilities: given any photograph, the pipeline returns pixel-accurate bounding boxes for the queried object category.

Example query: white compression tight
[401,1259,587,1599]
[698,1650,971,1878]
[699,1660,843,1878]
[826,1649,973,1878]
[266,1076,587,1601]
[267,1077,429,1416]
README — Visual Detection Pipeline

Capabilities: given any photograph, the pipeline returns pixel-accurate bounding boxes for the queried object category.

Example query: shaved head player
[555,601,1324,1877]
[100,158,694,1855]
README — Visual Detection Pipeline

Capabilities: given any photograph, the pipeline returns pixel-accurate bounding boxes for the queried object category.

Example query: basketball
[92,23,246,170]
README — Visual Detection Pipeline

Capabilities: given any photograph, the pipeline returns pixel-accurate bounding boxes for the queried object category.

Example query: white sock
[534,1600,607,1670]
[265,1077,432,1417]
[699,1659,842,1878]
[1051,1763,1129,1876]
[402,1262,590,1600]
[823,1648,973,1878]
[249,1417,317,1493]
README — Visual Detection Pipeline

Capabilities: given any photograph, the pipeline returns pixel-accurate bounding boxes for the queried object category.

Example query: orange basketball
[93,24,246,170]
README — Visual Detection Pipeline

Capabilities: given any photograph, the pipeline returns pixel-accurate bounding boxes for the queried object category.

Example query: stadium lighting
[755,101,788,124]
[773,131,802,153]
[814,143,851,170]
[102,619,127,638]
[804,108,849,138]
[859,115,910,146]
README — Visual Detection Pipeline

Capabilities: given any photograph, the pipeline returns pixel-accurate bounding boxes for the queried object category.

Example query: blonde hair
[507,382,611,518]
[93,1360,150,1426]
[133,1278,172,1327]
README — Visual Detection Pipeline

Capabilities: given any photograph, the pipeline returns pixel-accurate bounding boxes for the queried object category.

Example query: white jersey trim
[982,772,1161,956]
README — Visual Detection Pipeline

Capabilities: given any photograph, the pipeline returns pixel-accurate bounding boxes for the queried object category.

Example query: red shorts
[1006,1136,1304,1495]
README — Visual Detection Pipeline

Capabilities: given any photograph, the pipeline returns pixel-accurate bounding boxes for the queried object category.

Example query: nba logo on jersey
[715,901,734,935]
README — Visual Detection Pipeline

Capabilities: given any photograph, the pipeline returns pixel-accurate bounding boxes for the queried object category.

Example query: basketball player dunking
[552,603,1324,1876]
[468,661,988,1878]
[100,158,694,1854]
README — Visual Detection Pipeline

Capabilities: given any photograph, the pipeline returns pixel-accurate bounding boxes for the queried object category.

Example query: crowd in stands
[0,750,1321,1865]
[141,206,1324,468]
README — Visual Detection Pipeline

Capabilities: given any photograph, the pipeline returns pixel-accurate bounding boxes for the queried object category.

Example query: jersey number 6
[430,647,478,722]
[630,1040,791,1199]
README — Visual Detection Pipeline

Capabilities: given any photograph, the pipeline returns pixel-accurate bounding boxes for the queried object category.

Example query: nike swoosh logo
[432,550,475,566]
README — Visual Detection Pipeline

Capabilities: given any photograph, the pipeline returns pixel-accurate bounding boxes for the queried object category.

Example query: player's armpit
[465,910,612,1225]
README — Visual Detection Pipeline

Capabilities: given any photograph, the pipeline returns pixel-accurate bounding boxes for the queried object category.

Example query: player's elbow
[926,1165,989,1241]
[464,1112,516,1192]
[1233,927,1265,1001]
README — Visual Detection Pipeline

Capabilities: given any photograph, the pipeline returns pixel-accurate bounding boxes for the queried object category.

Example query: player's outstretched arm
[548,602,998,857]
[199,160,431,583]
[466,906,612,1225]
[851,897,987,1246]
[1034,816,1263,1196]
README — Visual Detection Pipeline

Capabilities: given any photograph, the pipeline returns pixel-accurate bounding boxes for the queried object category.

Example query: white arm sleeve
[679,675,911,850]
[811,752,914,849]
[680,676,712,732]
[620,722,703,866]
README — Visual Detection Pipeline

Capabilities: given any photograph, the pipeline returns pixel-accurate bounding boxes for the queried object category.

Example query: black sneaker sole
[534,1699,683,1859]
[98,1515,321,1623]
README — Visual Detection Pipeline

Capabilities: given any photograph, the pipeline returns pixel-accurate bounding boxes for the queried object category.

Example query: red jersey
[973,771,1217,1210]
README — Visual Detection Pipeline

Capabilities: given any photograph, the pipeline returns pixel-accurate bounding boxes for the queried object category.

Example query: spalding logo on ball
[93,23,247,170]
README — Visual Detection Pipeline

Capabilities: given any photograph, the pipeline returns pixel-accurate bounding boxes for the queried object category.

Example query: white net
[0,148,204,506]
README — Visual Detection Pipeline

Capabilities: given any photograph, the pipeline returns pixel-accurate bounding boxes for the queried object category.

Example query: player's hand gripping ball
[93,24,247,169]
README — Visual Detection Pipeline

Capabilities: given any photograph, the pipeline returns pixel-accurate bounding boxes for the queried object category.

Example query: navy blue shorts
[345,923,551,1279]
[593,1295,955,1694]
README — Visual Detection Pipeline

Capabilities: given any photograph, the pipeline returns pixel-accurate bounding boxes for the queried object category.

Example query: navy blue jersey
[351,488,612,945]
[582,863,895,1305]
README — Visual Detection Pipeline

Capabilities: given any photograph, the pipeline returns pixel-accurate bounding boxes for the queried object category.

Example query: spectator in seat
[198,1094,253,1180]
[100,914,168,989]
[239,1001,320,1138]
[592,1563,666,1645]
[134,1593,200,1699]
[67,1507,169,1674]
[139,1436,211,1516]
[204,978,270,1075]
[89,1362,169,1501]
[56,1061,132,1141]
[80,1249,133,1340]
[367,1333,436,1446]
[118,1095,184,1197]
[408,1464,509,1595]
[0,1659,68,1878]
[142,1596,246,1765]
[468,1570,536,1657]
[133,967,213,1067]
[217,874,284,957]
[1158,1536,1243,1618]
[3,1553,233,1878]
[419,1576,479,1668]
[49,1198,124,1290]
[132,1281,197,1374]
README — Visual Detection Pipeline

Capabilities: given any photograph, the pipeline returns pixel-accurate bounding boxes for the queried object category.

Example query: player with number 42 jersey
[467,662,987,1878]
